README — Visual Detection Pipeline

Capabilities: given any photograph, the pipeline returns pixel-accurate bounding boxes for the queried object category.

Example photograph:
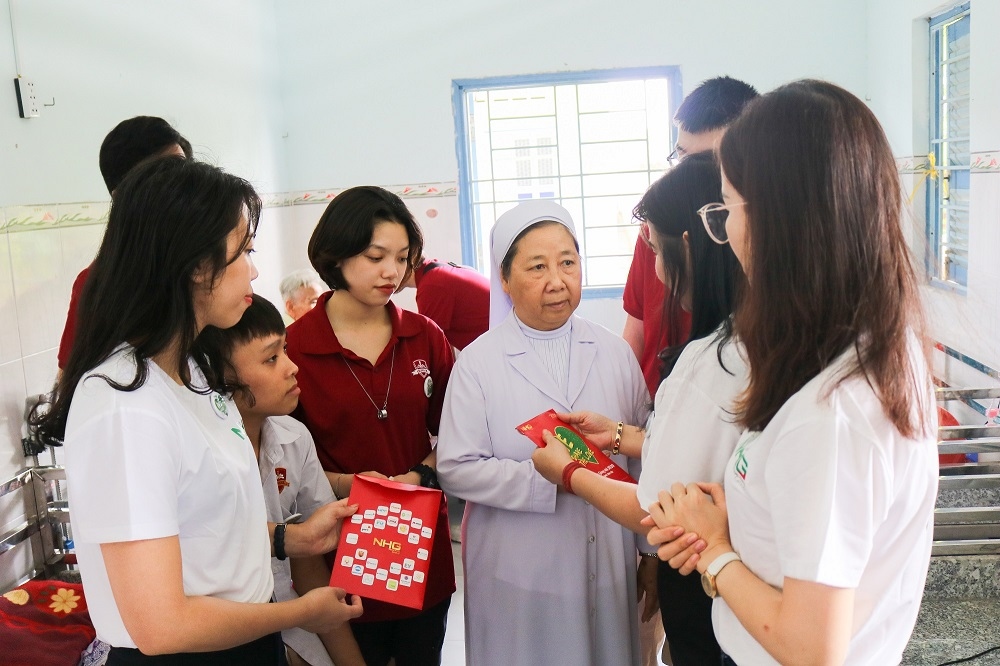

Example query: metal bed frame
[933,343,1000,556]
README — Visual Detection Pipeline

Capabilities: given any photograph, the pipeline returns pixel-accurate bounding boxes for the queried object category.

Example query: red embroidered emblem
[275,468,290,493]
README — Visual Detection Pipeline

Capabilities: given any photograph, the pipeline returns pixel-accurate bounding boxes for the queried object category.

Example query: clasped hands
[642,482,733,576]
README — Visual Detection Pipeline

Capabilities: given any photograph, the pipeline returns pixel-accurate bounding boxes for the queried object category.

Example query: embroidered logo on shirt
[411,360,430,378]
[275,467,290,493]
[211,393,229,418]
[231,427,245,440]
[732,431,759,481]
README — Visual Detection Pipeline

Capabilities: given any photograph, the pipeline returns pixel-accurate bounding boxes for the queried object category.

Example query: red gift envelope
[516,409,636,483]
[329,475,443,610]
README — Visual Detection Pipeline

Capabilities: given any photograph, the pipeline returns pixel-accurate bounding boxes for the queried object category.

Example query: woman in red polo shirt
[286,186,455,666]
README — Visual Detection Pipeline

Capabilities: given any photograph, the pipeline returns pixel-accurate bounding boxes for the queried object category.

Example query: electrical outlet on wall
[14,78,40,118]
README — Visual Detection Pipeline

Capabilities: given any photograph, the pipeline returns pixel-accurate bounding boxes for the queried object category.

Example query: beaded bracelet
[611,421,625,456]
[562,461,584,494]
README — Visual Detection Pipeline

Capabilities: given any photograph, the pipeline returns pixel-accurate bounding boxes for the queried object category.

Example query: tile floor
[441,541,465,665]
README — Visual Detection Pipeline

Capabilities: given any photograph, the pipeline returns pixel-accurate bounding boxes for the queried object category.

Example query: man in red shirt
[402,256,490,351]
[623,77,758,396]
[57,117,193,370]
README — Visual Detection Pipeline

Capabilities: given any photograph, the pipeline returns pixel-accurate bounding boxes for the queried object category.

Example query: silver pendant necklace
[343,346,395,420]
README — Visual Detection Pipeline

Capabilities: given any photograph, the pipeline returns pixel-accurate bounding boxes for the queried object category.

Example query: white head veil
[489,200,578,329]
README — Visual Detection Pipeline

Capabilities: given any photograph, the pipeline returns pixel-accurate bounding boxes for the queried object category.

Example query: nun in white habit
[437,201,650,666]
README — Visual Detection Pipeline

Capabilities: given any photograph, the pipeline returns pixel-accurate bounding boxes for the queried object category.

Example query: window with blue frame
[928,4,971,288]
[453,68,681,295]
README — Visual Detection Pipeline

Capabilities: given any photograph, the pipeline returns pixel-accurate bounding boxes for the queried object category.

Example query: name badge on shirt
[211,393,229,418]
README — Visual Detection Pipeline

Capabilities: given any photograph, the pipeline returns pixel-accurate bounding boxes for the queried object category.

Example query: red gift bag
[516,409,636,483]
[329,475,443,610]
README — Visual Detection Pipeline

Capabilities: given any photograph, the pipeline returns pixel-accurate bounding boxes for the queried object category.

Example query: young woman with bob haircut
[646,80,938,666]
[286,185,455,666]
[33,157,361,665]
[531,152,745,666]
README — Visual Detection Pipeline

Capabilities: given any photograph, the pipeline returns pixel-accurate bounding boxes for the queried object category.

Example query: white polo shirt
[258,415,336,666]
[66,347,273,649]
[715,342,938,665]
[636,331,748,511]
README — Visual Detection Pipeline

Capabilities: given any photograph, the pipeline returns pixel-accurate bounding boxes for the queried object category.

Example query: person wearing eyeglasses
[622,77,758,398]
[531,152,745,666]
[646,80,937,666]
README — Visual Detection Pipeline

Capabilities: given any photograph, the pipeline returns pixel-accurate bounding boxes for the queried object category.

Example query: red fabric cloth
[57,266,92,370]
[413,259,490,350]
[0,580,95,666]
[622,238,691,395]
[287,294,456,622]
[938,406,965,464]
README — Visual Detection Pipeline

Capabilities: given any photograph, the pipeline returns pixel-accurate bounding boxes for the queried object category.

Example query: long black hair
[32,156,260,443]
[633,151,743,383]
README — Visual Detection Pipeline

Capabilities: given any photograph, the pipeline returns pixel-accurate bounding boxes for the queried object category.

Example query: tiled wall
[0,211,105,590]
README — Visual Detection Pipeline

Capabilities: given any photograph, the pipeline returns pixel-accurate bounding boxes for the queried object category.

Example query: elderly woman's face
[501,222,582,331]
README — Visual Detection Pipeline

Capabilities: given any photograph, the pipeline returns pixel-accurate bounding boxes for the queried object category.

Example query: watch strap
[410,463,440,489]
[274,522,288,561]
[706,551,741,577]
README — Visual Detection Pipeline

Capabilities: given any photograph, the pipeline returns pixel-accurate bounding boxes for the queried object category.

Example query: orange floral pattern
[48,588,80,614]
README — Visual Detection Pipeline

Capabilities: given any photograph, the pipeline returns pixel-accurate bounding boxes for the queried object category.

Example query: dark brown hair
[719,80,929,437]
[308,186,423,291]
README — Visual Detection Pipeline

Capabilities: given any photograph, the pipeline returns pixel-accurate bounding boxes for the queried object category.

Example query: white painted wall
[273,0,868,326]
[0,0,285,590]
[867,1,1000,378]
[0,0,285,207]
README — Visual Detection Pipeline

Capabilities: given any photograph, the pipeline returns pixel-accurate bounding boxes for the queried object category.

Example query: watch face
[701,572,716,598]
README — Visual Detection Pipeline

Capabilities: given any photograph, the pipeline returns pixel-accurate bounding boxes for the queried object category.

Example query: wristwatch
[410,463,440,489]
[701,551,741,598]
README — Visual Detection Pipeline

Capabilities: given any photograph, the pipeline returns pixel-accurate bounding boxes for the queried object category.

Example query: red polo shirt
[413,259,490,350]
[623,238,691,395]
[57,266,92,369]
[286,293,456,622]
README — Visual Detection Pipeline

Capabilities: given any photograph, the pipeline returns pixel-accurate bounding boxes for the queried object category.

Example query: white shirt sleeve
[437,355,557,514]
[68,407,182,544]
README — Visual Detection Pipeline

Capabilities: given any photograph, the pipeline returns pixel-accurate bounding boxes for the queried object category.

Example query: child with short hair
[196,295,365,666]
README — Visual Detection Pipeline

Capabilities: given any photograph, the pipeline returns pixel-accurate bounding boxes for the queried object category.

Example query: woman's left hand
[531,429,574,485]
[649,483,731,574]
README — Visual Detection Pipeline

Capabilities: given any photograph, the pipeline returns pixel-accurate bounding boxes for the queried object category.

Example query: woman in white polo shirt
[33,157,361,665]
[646,80,938,666]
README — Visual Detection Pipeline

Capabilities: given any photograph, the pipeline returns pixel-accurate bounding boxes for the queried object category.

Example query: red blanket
[0,580,95,666]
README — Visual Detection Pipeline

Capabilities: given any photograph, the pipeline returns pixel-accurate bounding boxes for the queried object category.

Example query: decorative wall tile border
[0,202,110,233]
[971,152,999,173]
[897,152,1000,174]
[897,155,928,174]
[1,182,459,233]
[262,182,458,208]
